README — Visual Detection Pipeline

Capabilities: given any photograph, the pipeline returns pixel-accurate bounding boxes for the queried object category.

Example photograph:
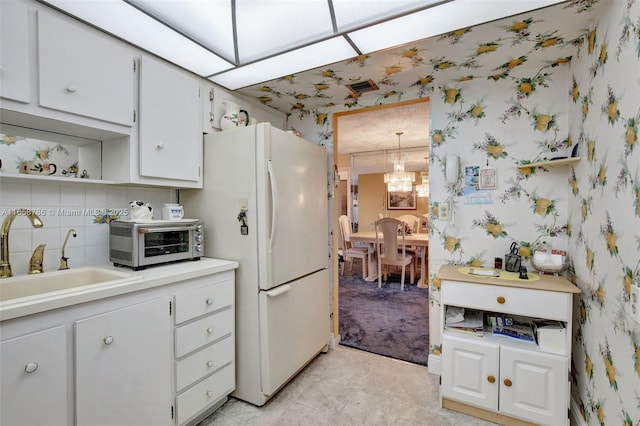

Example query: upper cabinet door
[139,54,202,182]
[0,0,30,103]
[37,9,134,126]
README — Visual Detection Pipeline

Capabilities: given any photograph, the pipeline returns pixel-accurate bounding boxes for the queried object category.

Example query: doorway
[332,98,430,365]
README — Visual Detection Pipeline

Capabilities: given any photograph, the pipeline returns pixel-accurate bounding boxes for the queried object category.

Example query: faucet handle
[29,244,46,274]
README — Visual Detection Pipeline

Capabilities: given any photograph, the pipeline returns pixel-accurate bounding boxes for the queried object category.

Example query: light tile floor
[197,345,495,425]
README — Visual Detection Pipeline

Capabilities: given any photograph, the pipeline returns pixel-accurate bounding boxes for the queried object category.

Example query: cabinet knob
[206,390,213,398]
[156,143,164,150]
[206,327,214,334]
[497,296,506,304]
[503,378,512,387]
[64,85,78,94]
[103,336,114,345]
[24,362,39,374]
[205,298,213,305]
[487,375,495,383]
[206,360,214,368]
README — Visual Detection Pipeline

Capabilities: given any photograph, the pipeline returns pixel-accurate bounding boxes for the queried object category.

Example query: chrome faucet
[29,244,46,274]
[59,228,77,270]
[1,209,44,278]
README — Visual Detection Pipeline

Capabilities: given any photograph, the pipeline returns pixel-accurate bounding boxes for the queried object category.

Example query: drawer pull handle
[487,375,495,383]
[206,327,214,334]
[206,360,214,368]
[103,336,114,345]
[497,296,506,304]
[206,390,213,398]
[503,378,512,387]
[205,298,213,305]
[64,85,77,94]
[24,362,39,373]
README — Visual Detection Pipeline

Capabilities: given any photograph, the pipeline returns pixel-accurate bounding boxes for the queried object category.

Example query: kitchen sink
[0,267,142,302]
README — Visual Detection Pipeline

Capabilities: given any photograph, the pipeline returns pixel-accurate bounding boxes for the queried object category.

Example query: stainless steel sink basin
[0,267,142,302]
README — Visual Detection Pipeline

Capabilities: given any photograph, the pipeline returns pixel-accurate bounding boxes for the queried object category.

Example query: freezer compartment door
[258,269,329,396]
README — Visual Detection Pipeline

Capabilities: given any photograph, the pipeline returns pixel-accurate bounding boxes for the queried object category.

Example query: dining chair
[375,218,415,291]
[396,214,421,271]
[338,215,368,279]
[396,214,421,233]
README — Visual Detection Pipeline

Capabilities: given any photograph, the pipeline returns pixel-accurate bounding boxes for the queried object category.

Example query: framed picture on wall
[478,166,497,189]
[387,189,416,210]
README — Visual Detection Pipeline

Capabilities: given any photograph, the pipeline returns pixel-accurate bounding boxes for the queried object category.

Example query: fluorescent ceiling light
[235,0,334,63]
[39,0,233,76]
[128,0,236,63]
[348,0,568,53]
[210,37,358,90]
[332,0,441,32]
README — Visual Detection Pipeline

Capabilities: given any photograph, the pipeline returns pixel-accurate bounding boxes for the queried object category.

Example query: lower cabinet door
[75,297,172,426]
[441,333,499,411]
[0,326,68,426]
[499,346,569,425]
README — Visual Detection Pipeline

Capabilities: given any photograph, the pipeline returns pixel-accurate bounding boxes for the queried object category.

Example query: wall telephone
[445,154,459,184]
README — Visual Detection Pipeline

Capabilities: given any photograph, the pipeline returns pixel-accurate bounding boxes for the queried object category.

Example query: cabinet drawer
[441,281,571,321]
[174,279,234,324]
[176,336,234,392]
[176,363,235,426]
[175,308,234,358]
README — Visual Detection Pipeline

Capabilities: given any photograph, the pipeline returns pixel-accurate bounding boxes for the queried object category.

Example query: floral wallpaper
[242,0,640,424]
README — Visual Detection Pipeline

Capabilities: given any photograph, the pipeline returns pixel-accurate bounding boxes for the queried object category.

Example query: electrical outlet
[438,201,450,221]
[631,285,640,324]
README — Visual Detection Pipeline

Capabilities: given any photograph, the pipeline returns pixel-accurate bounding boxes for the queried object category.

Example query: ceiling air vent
[345,79,379,95]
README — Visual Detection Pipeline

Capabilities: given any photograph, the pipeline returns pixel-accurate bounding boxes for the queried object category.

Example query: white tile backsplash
[0,179,174,276]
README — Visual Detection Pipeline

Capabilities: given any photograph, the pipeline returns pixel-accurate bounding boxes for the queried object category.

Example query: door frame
[331,97,430,340]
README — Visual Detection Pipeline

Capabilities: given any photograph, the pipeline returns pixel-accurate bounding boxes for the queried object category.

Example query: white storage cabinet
[173,276,236,426]
[438,265,580,426]
[37,8,134,127]
[75,297,172,426]
[0,325,69,425]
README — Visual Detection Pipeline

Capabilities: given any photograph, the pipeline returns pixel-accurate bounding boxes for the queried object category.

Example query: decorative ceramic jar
[220,101,249,130]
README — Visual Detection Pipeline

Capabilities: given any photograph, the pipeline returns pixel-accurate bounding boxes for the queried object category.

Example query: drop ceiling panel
[235,0,334,63]
[128,0,236,62]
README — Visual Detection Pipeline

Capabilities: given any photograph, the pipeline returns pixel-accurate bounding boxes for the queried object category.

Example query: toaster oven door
[137,226,194,266]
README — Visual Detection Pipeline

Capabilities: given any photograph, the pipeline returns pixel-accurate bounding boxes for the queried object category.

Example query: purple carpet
[338,259,429,366]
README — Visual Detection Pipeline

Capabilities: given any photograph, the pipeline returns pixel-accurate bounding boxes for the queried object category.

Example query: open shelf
[518,157,580,169]
[0,172,115,185]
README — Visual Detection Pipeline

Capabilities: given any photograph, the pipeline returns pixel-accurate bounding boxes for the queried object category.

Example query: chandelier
[416,157,429,197]
[384,132,415,192]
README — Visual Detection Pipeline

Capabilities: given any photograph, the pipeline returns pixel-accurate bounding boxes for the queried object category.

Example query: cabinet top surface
[437,264,580,294]
[0,257,238,322]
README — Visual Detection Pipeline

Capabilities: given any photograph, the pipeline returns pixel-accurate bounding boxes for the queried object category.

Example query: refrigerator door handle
[265,284,291,298]
[267,159,278,247]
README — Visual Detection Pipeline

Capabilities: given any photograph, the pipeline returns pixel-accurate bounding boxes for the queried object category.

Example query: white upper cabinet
[139,54,202,183]
[37,9,134,127]
[0,0,30,103]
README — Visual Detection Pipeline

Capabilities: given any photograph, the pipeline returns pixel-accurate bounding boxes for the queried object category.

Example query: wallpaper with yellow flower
[240,0,640,423]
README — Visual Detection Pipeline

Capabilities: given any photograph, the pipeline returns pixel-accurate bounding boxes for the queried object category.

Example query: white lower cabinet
[0,267,237,426]
[0,325,69,426]
[173,277,235,426]
[499,345,568,422]
[438,266,579,426]
[442,334,568,424]
[75,297,172,426]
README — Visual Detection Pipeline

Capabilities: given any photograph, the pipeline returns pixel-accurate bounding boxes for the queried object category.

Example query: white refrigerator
[181,123,330,406]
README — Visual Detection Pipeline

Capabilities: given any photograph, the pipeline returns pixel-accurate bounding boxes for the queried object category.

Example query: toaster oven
[109,219,204,270]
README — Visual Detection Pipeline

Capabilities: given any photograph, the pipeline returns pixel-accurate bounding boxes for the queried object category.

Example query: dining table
[348,231,429,288]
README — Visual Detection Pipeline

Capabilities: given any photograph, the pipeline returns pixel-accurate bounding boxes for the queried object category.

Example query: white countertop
[0,257,238,321]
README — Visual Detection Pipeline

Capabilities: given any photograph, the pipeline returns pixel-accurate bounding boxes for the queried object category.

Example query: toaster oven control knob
[195,235,203,243]
[195,224,203,232]
[195,244,203,252]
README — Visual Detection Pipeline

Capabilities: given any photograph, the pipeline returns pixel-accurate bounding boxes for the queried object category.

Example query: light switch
[240,198,248,211]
